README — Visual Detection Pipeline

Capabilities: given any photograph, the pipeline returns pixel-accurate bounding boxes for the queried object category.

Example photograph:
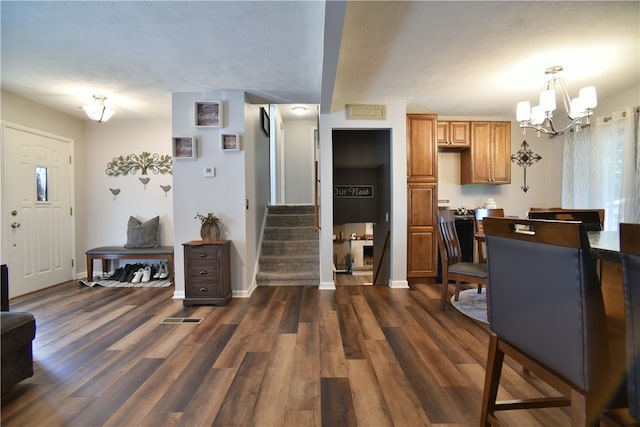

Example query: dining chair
[480,217,609,426]
[436,209,487,311]
[601,222,640,426]
[474,208,505,263]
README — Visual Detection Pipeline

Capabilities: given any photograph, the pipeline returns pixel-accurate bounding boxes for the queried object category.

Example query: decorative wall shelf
[173,136,197,159]
[195,101,222,127]
[221,133,240,151]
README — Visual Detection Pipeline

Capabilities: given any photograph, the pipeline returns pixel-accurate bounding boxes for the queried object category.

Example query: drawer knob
[199,253,208,258]
[199,270,207,275]
[199,287,208,292]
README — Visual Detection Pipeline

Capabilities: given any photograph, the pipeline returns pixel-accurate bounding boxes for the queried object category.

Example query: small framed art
[260,107,270,137]
[221,133,240,151]
[172,136,197,159]
[195,101,222,127]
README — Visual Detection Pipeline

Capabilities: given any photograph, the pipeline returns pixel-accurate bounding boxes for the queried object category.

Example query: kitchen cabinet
[461,121,511,184]
[437,121,470,150]
[407,114,438,183]
[183,241,231,306]
[406,114,438,278]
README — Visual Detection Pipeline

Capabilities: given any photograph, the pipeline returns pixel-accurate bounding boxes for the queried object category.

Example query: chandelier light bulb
[515,66,597,137]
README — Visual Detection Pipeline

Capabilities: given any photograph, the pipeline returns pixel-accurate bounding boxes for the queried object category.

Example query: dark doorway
[332,129,391,285]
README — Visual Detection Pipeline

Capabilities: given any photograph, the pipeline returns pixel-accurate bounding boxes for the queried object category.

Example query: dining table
[588,230,621,262]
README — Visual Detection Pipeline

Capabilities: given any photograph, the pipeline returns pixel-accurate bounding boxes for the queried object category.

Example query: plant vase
[200,221,220,242]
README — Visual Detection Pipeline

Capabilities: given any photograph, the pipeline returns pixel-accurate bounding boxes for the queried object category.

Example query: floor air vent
[161,317,203,325]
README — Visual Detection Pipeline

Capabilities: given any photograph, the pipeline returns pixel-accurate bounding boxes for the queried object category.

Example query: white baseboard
[389,279,409,289]
[319,281,335,290]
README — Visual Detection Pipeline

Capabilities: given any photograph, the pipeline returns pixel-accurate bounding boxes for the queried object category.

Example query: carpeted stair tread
[258,205,320,286]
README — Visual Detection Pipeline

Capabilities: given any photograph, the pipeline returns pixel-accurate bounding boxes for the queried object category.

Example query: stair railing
[373,231,391,285]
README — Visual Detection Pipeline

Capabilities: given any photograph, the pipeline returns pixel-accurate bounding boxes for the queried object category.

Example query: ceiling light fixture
[292,105,307,114]
[516,66,597,137]
[82,95,116,123]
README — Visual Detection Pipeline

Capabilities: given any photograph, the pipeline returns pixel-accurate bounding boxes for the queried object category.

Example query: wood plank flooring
[1,276,574,426]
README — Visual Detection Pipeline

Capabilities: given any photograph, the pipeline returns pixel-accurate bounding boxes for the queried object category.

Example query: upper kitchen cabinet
[460,121,511,184]
[407,114,438,183]
[437,120,470,150]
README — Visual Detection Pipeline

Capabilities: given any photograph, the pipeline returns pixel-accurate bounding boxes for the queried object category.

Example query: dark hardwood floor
[1,276,573,426]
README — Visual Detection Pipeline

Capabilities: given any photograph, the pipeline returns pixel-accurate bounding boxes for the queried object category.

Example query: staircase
[256,205,319,286]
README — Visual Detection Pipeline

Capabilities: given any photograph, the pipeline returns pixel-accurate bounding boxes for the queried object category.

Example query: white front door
[3,124,74,297]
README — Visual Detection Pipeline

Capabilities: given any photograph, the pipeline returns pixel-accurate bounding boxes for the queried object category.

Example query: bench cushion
[86,246,174,255]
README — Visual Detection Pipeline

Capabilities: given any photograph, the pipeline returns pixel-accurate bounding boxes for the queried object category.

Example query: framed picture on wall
[260,107,270,137]
[221,133,240,151]
[195,101,222,127]
[172,136,197,159]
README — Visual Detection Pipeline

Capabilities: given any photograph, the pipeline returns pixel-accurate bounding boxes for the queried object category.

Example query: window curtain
[562,107,640,231]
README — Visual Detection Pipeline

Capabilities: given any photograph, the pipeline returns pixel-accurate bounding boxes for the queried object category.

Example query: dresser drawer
[186,246,221,262]
[186,262,220,278]
[185,282,220,297]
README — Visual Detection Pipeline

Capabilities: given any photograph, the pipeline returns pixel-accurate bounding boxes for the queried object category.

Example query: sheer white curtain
[562,107,640,231]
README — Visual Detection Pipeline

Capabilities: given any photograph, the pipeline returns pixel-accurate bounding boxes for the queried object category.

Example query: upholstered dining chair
[601,222,640,426]
[480,217,609,426]
[474,208,505,263]
[436,209,487,311]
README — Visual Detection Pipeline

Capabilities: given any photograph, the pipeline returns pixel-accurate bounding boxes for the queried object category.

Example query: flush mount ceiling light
[516,66,597,137]
[292,105,307,114]
[82,95,116,123]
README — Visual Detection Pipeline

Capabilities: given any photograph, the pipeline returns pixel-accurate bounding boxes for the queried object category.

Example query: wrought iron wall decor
[511,140,542,193]
[105,152,172,176]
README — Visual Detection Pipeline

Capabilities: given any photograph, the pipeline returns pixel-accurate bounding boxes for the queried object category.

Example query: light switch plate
[203,167,215,178]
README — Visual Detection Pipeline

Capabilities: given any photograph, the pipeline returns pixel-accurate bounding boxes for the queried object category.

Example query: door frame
[1,121,76,288]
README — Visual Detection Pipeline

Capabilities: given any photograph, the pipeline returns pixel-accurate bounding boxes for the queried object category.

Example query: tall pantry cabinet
[406,114,438,278]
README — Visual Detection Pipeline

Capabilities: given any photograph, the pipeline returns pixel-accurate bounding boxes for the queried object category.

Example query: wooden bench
[86,246,174,283]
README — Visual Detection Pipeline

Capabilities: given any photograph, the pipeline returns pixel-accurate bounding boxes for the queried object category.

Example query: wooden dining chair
[436,209,487,311]
[480,218,609,426]
[528,208,605,231]
[474,208,505,263]
[601,222,640,426]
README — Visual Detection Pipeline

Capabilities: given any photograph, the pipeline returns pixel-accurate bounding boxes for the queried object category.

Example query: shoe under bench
[85,246,174,283]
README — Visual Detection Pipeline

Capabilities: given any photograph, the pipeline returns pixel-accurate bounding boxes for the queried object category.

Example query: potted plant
[195,212,221,242]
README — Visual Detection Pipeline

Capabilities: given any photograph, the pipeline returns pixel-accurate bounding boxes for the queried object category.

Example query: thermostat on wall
[203,167,216,178]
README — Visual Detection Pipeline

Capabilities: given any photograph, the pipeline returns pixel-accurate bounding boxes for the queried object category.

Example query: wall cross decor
[511,140,541,193]
[105,152,172,177]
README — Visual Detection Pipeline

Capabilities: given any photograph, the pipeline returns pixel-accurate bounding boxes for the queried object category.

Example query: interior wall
[171,91,252,299]
[82,118,173,262]
[246,101,271,294]
[283,119,315,204]
[319,99,407,289]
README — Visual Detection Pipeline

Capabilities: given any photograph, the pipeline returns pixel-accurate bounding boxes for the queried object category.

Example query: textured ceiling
[1,1,638,122]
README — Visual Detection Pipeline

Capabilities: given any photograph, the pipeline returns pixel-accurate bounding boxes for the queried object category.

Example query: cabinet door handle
[199,253,208,258]
[199,287,208,292]
[199,270,208,275]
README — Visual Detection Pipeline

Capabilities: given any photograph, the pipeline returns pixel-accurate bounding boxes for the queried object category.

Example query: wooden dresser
[182,241,231,306]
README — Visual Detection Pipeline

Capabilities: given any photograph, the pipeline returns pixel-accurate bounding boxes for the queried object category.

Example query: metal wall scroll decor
[105,152,172,177]
[511,140,542,193]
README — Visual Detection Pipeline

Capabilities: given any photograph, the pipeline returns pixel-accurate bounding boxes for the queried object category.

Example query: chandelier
[516,66,597,137]
[82,95,116,123]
